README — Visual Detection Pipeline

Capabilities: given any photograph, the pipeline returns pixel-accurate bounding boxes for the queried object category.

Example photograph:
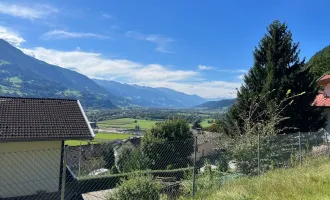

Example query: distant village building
[0,97,94,199]
[89,122,99,133]
[195,135,218,161]
[89,122,98,129]
[313,74,330,132]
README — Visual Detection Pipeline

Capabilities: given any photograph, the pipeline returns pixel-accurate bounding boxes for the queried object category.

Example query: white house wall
[324,83,330,96]
[0,141,62,198]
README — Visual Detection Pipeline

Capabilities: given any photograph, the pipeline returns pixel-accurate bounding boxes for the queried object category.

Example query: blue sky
[0,0,330,98]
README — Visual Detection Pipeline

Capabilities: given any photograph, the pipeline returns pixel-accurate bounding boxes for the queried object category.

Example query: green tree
[192,119,202,130]
[222,20,325,136]
[141,118,194,170]
[117,147,147,173]
[216,90,325,175]
[307,46,330,80]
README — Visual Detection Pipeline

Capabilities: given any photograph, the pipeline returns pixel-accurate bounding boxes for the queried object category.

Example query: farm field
[189,119,214,128]
[96,117,214,131]
[97,118,160,130]
[66,132,133,146]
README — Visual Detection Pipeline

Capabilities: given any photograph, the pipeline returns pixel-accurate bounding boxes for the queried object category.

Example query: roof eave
[77,100,95,138]
[0,136,94,143]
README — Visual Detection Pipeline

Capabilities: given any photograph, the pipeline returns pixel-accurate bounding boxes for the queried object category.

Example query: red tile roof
[313,93,330,107]
[318,75,330,85]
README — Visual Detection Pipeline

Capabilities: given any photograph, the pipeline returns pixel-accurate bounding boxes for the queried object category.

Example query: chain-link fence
[191,129,330,197]
[0,130,329,199]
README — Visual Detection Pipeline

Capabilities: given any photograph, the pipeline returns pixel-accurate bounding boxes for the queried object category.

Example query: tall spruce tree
[222,20,325,135]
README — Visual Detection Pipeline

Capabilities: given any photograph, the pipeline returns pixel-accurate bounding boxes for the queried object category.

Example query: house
[66,143,104,176]
[313,74,330,132]
[89,122,98,129]
[89,121,99,133]
[0,96,94,199]
[195,135,218,161]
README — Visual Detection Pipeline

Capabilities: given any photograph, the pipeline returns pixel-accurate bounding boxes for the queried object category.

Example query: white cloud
[0,24,240,98]
[42,30,109,40]
[20,46,241,98]
[0,26,25,46]
[2,25,237,98]
[21,47,194,81]
[136,81,240,98]
[126,30,174,53]
[198,65,215,71]
[133,64,197,81]
[198,65,248,74]
[101,13,112,19]
[216,69,248,74]
[21,47,141,76]
[0,2,58,20]
[236,74,245,80]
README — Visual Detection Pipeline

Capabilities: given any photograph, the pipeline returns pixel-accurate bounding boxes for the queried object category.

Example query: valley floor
[186,157,330,200]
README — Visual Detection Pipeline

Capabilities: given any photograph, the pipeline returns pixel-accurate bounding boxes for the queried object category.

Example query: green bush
[224,131,326,175]
[108,174,162,200]
[181,165,222,196]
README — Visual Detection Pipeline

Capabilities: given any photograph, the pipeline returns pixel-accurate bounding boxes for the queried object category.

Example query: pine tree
[222,20,326,135]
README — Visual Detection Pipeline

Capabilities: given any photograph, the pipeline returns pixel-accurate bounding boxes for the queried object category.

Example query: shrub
[108,174,162,200]
[181,167,222,196]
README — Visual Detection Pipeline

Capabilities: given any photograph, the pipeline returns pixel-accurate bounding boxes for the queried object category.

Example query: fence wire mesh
[193,129,330,196]
[0,130,329,199]
[0,148,62,200]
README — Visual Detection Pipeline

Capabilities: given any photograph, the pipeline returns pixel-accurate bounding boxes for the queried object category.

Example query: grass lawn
[189,119,214,129]
[201,119,214,128]
[65,140,91,146]
[188,157,330,200]
[97,118,159,130]
[66,132,133,146]
[95,132,133,141]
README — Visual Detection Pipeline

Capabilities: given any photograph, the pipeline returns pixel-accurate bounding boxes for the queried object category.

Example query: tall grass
[183,157,330,200]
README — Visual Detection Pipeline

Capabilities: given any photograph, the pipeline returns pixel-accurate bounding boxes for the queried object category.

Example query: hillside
[196,99,236,110]
[0,39,116,108]
[93,79,206,107]
[307,45,330,80]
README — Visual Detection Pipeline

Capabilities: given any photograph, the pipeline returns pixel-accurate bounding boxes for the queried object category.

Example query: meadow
[66,132,133,146]
[97,118,159,130]
[200,119,213,128]
[97,117,214,130]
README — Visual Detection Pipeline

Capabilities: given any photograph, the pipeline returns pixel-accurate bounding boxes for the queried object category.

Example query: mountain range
[0,39,207,108]
[195,99,236,110]
[94,79,206,107]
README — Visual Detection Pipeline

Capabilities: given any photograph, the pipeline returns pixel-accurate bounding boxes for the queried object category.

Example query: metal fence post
[258,133,260,176]
[299,132,302,166]
[61,145,68,200]
[192,136,197,197]
[79,140,82,177]
[327,131,330,158]
[327,131,329,151]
